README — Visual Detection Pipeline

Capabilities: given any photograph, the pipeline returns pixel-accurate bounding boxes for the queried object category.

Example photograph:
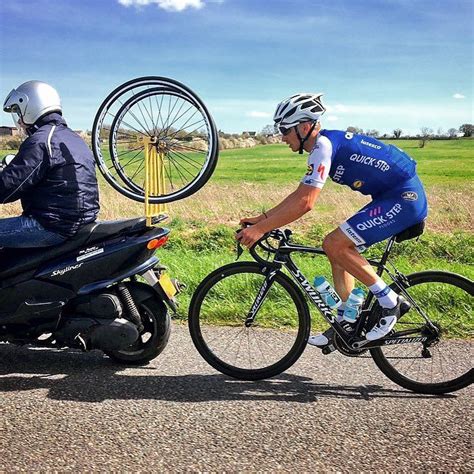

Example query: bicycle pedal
[321,343,336,355]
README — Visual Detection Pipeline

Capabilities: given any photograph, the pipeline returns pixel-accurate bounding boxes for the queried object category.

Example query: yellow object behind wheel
[144,137,168,226]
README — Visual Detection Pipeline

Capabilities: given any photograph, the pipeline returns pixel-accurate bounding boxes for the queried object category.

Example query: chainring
[333,333,369,357]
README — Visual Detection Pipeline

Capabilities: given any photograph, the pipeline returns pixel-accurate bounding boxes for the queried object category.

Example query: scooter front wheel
[106,282,171,365]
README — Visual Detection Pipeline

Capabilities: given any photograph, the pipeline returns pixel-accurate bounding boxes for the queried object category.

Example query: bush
[1,137,22,150]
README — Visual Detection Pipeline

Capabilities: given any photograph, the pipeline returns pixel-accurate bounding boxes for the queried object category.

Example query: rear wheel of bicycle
[92,76,218,203]
[370,271,473,394]
[188,262,311,380]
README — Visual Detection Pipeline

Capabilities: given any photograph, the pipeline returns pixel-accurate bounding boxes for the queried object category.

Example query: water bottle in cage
[313,276,342,310]
[343,288,365,323]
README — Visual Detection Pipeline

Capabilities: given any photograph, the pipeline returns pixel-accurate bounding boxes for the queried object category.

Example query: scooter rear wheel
[106,283,171,365]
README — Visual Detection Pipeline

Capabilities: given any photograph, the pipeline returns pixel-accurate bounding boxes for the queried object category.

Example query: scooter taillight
[147,235,169,250]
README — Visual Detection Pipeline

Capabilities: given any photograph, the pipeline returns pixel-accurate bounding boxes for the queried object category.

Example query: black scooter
[0,214,181,364]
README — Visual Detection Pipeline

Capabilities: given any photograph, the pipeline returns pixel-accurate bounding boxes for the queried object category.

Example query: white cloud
[118,0,204,12]
[246,111,272,118]
[326,115,338,121]
[331,104,349,113]
[453,93,466,99]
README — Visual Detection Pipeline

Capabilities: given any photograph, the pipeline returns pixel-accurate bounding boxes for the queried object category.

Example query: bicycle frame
[245,231,438,351]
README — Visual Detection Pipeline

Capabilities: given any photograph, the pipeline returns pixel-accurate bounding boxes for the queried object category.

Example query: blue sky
[0,0,472,134]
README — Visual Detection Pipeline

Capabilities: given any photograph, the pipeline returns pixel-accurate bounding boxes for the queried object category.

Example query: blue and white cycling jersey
[302,129,416,197]
[301,129,427,249]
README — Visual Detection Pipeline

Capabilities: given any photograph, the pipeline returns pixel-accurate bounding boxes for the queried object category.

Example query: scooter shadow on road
[0,346,455,403]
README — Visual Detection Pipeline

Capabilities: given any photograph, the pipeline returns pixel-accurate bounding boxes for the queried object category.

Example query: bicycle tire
[188,261,311,380]
[91,76,219,203]
[370,271,473,394]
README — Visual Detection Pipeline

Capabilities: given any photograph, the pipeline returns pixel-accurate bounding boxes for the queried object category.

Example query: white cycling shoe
[366,296,411,341]
[308,314,347,348]
[308,327,334,347]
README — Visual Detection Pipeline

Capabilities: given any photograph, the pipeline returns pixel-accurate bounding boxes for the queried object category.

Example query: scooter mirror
[2,154,16,167]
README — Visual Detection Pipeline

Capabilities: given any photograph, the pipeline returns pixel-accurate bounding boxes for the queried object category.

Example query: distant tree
[346,126,363,134]
[261,124,277,135]
[418,127,433,148]
[437,127,445,138]
[218,130,231,139]
[459,124,473,137]
[447,128,458,138]
[365,129,380,138]
[393,128,402,139]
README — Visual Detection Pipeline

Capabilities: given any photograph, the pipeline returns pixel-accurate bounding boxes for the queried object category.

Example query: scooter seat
[0,218,148,281]
[82,218,147,243]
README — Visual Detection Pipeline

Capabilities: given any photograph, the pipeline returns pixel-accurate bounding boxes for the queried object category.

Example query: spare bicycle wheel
[92,76,219,203]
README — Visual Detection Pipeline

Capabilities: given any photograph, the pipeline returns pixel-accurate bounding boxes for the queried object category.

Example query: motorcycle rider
[1,80,99,247]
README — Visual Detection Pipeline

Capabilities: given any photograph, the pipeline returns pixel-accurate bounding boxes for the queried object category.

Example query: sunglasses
[279,126,293,136]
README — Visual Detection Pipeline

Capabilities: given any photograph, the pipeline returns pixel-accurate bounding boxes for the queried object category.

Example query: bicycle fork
[244,267,279,327]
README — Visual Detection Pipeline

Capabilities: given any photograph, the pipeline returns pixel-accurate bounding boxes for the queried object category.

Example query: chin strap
[295,122,317,154]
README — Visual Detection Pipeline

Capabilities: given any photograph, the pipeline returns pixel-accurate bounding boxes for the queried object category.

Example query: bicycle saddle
[395,220,425,243]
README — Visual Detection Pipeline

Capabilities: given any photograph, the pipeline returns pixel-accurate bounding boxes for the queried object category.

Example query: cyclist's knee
[322,232,339,257]
[323,230,354,258]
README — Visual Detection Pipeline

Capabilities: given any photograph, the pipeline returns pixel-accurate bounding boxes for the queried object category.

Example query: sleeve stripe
[47,125,56,158]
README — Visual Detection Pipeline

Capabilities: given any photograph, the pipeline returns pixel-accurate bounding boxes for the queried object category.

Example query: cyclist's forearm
[257,199,310,233]
[264,190,299,218]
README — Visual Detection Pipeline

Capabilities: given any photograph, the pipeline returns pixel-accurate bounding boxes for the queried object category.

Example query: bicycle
[188,222,473,394]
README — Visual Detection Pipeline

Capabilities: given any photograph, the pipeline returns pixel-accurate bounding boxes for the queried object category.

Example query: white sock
[369,279,398,309]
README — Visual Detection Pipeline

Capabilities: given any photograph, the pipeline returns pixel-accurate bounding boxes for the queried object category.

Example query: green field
[209,139,474,187]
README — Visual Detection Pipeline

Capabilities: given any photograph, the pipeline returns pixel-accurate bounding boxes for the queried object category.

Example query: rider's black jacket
[0,113,100,237]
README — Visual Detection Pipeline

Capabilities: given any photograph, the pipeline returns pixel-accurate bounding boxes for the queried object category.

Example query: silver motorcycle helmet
[3,80,62,129]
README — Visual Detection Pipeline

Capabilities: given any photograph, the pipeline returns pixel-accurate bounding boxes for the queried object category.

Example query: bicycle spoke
[130,159,146,182]
[168,149,204,172]
[134,98,154,135]
[162,97,187,137]
[117,146,144,158]
[161,95,181,137]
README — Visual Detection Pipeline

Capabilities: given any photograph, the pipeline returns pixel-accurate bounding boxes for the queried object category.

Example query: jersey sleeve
[300,135,333,189]
[0,138,49,203]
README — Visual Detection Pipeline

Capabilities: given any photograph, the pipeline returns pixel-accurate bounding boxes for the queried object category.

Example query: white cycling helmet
[274,93,326,153]
[3,80,62,127]
[273,93,325,129]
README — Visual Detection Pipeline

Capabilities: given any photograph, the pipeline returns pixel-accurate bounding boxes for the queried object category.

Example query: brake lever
[236,240,244,260]
[235,227,246,260]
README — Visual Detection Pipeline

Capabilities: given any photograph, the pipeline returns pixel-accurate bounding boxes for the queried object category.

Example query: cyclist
[237,93,427,343]
[1,80,100,248]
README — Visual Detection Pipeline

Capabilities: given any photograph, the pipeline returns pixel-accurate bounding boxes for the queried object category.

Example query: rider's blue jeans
[0,216,67,248]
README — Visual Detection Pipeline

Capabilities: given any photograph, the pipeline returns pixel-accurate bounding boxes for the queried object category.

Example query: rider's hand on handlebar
[239,214,264,227]
[235,224,266,249]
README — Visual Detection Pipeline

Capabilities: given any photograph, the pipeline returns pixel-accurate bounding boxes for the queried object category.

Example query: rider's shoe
[308,315,356,349]
[366,295,411,341]
[308,326,335,347]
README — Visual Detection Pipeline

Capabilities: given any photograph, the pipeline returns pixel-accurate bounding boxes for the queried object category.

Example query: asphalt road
[1,324,472,472]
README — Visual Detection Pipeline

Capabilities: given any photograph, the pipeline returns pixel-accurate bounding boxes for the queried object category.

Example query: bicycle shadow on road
[0,345,455,403]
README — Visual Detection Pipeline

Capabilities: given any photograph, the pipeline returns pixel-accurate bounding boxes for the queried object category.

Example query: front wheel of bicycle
[370,271,473,394]
[188,262,311,380]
